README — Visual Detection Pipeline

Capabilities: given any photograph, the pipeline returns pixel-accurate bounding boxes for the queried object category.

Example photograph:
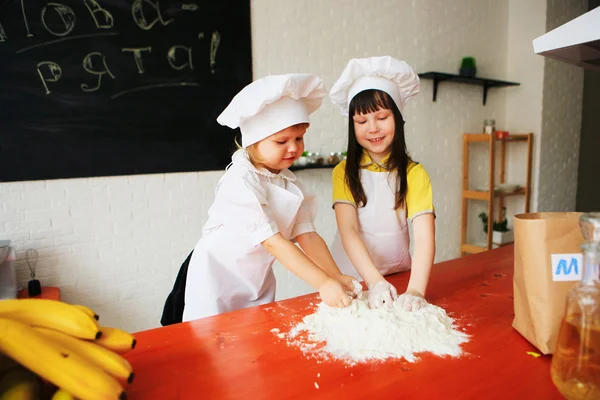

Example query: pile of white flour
[273,294,469,365]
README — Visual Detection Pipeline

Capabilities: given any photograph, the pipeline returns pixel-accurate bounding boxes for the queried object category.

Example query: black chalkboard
[0,0,252,182]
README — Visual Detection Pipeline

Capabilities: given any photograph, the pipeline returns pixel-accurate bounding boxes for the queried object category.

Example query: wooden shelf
[418,72,520,105]
[461,241,514,255]
[463,190,490,201]
[460,132,533,257]
[461,244,487,255]
[464,133,531,142]
[463,188,526,200]
[496,188,526,197]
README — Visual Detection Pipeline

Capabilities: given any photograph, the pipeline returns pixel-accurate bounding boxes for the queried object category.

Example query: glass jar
[327,152,340,165]
[483,119,495,134]
[580,213,600,244]
[312,152,324,165]
[550,213,600,400]
[305,152,315,165]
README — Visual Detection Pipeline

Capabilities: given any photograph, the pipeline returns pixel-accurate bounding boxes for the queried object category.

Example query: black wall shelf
[418,72,520,105]
[289,164,336,172]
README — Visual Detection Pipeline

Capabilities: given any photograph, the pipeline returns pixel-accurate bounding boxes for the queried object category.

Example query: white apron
[331,169,411,281]
[182,163,306,322]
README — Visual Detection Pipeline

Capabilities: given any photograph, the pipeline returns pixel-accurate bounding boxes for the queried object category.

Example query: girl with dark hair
[329,56,436,311]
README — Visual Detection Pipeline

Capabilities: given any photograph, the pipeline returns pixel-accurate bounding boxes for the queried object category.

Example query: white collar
[231,149,297,182]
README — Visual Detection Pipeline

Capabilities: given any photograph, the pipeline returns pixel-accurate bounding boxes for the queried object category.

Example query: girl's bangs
[350,90,395,115]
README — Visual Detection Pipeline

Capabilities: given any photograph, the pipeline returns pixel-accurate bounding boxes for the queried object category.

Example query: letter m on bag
[551,254,583,282]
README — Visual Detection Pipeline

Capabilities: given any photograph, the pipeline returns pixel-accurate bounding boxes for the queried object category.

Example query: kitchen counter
[125,245,562,399]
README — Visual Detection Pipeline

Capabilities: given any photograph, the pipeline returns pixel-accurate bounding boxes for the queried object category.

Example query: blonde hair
[234,136,264,166]
[235,122,309,167]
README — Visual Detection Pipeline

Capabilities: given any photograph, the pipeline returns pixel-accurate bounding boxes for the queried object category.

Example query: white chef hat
[217,74,327,148]
[329,56,420,120]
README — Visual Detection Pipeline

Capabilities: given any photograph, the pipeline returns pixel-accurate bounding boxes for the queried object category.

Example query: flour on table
[270,328,285,339]
[275,293,469,365]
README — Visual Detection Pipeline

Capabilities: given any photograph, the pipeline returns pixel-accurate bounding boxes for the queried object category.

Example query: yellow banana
[0,299,100,340]
[94,327,137,354]
[0,318,126,400]
[72,305,100,321]
[35,327,134,384]
[0,366,42,400]
[51,388,76,400]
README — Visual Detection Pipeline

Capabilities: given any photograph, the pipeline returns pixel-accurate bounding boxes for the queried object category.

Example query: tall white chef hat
[329,56,420,120]
[217,74,327,148]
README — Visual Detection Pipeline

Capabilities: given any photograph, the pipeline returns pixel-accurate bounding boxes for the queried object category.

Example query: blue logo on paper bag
[555,258,579,276]
[552,254,583,282]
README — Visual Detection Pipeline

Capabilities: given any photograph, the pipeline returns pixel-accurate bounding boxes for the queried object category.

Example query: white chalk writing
[122,47,152,74]
[17,32,119,54]
[83,0,114,29]
[0,23,7,42]
[210,31,220,74]
[81,52,115,92]
[36,61,62,94]
[167,45,193,70]
[41,3,76,37]
[131,0,173,31]
[20,0,34,37]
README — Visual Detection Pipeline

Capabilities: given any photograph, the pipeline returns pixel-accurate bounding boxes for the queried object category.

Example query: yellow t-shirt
[332,152,435,221]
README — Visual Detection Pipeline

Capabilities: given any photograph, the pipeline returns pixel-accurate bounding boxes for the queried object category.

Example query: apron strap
[160,250,194,326]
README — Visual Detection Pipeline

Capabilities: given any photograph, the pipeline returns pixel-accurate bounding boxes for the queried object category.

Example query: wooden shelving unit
[460,133,533,256]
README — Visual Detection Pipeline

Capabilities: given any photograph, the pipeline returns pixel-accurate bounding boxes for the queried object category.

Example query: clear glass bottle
[550,212,600,400]
[580,213,600,244]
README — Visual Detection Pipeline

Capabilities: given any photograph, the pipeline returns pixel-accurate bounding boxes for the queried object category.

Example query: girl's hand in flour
[397,291,427,311]
[337,275,362,298]
[319,278,352,308]
[367,280,398,309]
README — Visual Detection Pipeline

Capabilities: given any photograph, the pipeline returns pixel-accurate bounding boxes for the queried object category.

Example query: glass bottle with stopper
[551,212,600,400]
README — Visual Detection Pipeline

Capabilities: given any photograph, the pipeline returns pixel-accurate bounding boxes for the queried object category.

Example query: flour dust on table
[271,293,469,365]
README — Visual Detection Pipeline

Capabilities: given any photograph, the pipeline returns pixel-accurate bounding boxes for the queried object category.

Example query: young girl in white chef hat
[328,56,436,312]
[161,74,360,324]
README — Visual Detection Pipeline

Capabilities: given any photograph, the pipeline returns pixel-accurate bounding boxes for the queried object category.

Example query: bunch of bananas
[0,299,137,400]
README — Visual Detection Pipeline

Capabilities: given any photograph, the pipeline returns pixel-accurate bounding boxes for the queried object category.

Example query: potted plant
[478,207,514,245]
[459,56,477,77]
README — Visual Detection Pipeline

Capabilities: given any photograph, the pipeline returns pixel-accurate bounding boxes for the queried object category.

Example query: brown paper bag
[512,212,584,354]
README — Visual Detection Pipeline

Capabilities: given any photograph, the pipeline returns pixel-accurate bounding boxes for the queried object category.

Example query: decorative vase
[493,229,514,245]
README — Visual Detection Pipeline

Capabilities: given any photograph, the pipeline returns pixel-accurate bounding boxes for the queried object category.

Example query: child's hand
[319,278,352,308]
[367,280,398,309]
[337,275,362,297]
[397,291,427,311]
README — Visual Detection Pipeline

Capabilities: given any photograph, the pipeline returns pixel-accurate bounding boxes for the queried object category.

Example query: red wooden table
[125,246,563,399]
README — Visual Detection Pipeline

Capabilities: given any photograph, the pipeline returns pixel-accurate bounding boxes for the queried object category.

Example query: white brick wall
[0,0,586,333]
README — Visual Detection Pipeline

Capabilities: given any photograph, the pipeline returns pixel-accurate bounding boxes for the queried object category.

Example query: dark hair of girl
[345,89,413,210]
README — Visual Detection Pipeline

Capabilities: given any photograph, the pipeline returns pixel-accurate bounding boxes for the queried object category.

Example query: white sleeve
[219,173,280,247]
[243,177,281,246]
[290,180,317,240]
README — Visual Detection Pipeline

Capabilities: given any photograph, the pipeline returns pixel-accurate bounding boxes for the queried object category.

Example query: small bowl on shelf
[495,183,520,194]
